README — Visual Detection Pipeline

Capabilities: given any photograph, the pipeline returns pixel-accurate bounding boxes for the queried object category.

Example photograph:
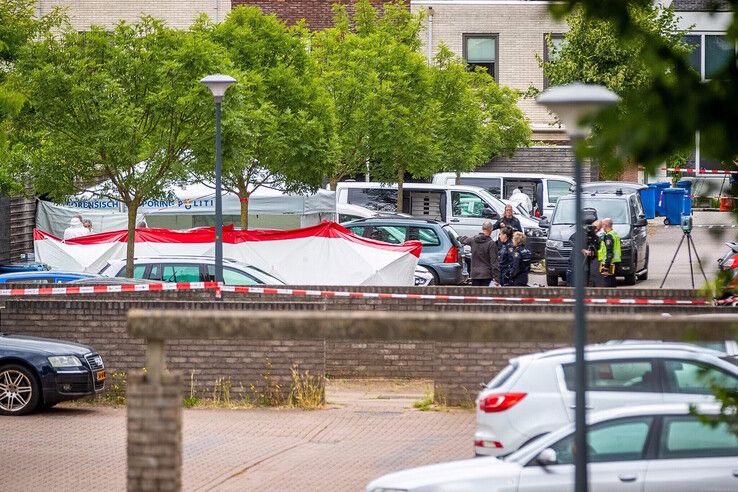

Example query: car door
[518,416,653,492]
[644,415,738,492]
[660,358,738,405]
[561,358,663,421]
[449,190,496,237]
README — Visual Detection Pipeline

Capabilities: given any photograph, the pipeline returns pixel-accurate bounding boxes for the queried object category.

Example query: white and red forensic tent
[33,222,421,286]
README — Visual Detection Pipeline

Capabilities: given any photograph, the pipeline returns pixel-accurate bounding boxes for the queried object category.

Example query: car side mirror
[539,217,550,228]
[636,216,647,227]
[535,448,558,468]
[482,207,498,220]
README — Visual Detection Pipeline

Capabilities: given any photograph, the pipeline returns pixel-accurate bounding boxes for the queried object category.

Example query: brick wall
[9,198,35,262]
[0,288,720,404]
[483,146,598,183]
[38,0,231,29]
[232,0,405,30]
[0,196,10,264]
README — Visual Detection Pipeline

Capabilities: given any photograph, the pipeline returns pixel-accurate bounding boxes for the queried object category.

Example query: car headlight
[48,355,83,368]
[525,227,545,238]
[621,239,632,248]
[546,239,564,248]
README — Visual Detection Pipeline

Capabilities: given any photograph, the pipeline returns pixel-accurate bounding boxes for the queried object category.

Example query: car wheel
[429,269,440,286]
[546,274,559,286]
[624,273,637,286]
[664,218,671,225]
[0,364,40,416]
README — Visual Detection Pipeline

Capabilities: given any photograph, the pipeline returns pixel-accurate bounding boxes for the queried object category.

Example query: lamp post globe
[200,74,237,284]
[536,82,619,492]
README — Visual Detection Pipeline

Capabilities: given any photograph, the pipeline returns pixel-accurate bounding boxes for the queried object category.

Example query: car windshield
[552,198,629,225]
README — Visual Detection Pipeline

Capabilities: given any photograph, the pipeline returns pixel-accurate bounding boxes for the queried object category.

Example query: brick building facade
[232,0,404,30]
[37,0,231,29]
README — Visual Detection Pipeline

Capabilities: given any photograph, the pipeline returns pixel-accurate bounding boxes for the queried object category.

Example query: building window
[463,34,498,80]
[683,33,735,80]
[543,33,565,88]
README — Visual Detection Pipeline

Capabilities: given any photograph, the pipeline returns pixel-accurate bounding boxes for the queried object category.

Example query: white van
[335,181,546,261]
[431,172,575,218]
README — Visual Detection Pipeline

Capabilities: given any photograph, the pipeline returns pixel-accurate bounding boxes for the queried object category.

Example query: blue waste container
[662,188,687,225]
[653,182,671,216]
[641,185,657,219]
[676,179,693,216]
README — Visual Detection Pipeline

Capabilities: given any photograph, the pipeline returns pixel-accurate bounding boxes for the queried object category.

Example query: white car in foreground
[367,403,738,492]
[475,343,738,457]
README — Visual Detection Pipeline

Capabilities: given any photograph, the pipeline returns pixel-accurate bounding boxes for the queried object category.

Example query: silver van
[335,181,547,261]
[432,172,575,218]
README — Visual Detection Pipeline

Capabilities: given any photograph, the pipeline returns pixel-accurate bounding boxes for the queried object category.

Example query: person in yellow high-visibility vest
[598,218,621,287]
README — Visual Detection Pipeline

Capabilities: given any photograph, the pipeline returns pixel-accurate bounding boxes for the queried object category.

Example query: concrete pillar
[127,370,182,492]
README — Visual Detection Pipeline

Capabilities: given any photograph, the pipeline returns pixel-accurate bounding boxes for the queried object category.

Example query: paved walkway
[0,379,474,491]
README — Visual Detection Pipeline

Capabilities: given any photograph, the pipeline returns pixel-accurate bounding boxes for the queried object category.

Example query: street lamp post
[200,74,237,283]
[536,83,619,492]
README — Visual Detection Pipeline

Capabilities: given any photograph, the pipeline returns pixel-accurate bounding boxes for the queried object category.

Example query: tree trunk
[125,201,139,278]
[239,193,250,230]
[455,171,461,185]
[329,177,338,191]
[396,168,404,213]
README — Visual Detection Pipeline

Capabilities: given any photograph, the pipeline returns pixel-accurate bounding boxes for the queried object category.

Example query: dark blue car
[0,334,105,415]
[0,271,99,284]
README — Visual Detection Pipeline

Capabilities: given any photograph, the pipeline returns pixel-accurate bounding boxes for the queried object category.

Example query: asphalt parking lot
[530,210,738,289]
[0,379,473,491]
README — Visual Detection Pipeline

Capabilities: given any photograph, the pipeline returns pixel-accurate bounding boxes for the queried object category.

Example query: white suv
[475,343,738,457]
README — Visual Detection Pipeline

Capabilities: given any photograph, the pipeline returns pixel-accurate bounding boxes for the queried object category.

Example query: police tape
[662,168,738,175]
[0,281,712,306]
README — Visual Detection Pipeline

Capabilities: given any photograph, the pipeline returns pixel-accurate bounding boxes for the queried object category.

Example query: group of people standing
[458,204,532,287]
[567,217,622,288]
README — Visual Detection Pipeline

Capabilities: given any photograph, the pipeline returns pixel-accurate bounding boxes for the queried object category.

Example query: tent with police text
[33,222,421,286]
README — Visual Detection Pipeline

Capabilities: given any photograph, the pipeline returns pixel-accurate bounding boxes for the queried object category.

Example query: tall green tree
[316,0,440,209]
[192,7,336,229]
[312,6,372,189]
[0,0,63,194]
[10,17,228,276]
[546,0,737,175]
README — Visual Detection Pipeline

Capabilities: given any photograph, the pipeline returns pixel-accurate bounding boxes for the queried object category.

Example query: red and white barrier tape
[0,281,711,306]
[662,168,738,175]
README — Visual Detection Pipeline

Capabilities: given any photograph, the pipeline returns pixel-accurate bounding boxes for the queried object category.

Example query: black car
[542,190,649,286]
[0,334,105,415]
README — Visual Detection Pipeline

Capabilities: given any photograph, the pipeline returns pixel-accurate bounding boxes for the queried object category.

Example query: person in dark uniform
[508,231,532,286]
[498,227,515,286]
[598,218,621,287]
[458,220,500,286]
[492,204,522,232]
[566,219,601,287]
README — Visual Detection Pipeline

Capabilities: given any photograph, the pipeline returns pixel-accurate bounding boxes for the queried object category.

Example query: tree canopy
[9,17,228,275]
[541,4,691,177]
[548,0,738,174]
[191,7,336,229]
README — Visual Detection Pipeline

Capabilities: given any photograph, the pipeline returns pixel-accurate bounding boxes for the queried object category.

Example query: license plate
[96,370,105,381]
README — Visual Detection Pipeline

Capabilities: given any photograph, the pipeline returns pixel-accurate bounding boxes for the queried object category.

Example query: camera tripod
[659,231,707,289]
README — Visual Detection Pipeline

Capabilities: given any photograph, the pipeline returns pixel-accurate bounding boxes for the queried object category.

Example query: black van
[542,191,649,286]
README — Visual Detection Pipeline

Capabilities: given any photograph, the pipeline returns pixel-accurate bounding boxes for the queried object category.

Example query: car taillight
[444,246,459,264]
[479,393,526,413]
[730,255,738,269]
